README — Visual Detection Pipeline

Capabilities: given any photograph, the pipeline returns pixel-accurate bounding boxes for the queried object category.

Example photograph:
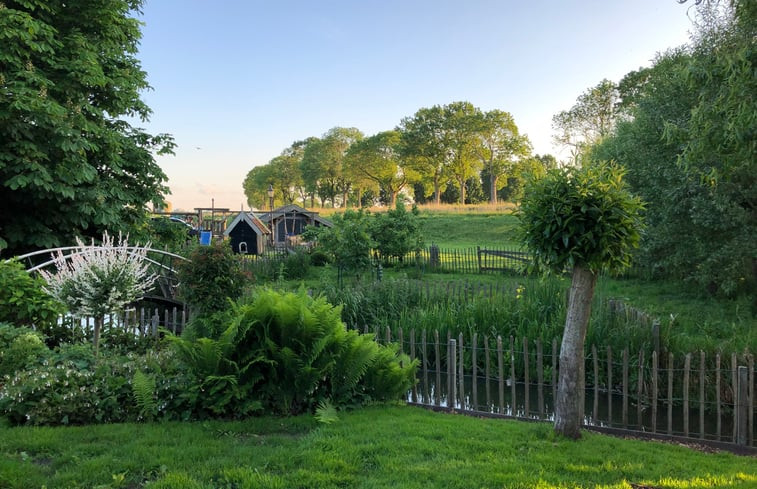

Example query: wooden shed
[223,212,269,255]
[257,204,333,245]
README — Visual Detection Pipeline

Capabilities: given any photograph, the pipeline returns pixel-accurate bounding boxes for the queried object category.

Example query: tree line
[243,102,558,210]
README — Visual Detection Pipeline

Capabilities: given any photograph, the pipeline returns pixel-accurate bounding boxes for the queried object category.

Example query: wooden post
[164,309,169,335]
[735,366,748,446]
[509,335,516,416]
[385,325,391,345]
[434,330,441,407]
[716,353,721,440]
[140,308,145,337]
[683,353,691,438]
[552,338,558,412]
[399,328,404,354]
[593,344,599,423]
[523,337,530,418]
[699,351,705,439]
[622,348,629,428]
[449,338,457,413]
[497,336,504,414]
[172,307,178,334]
[749,355,754,446]
[458,333,465,411]
[732,352,737,442]
[472,333,478,411]
[607,345,613,427]
[410,329,417,403]
[485,335,491,410]
[667,353,674,435]
[422,330,429,403]
[651,351,658,434]
[652,319,660,357]
[637,350,644,430]
[537,339,544,419]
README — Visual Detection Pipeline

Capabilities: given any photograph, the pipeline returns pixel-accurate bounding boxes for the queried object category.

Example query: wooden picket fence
[57,306,188,338]
[366,326,756,449]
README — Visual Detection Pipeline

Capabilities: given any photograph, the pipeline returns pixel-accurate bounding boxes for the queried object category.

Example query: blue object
[199,231,212,246]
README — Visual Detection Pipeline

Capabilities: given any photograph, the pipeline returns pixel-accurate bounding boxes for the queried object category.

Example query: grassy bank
[1,405,754,488]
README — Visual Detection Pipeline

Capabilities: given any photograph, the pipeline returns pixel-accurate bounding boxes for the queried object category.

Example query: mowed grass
[1,405,754,488]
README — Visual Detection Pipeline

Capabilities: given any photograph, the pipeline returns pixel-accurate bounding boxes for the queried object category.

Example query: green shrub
[177,241,247,317]
[0,259,63,329]
[0,348,195,426]
[169,288,417,416]
[0,324,49,377]
[309,248,331,266]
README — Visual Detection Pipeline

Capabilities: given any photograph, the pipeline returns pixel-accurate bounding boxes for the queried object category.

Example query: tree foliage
[370,201,424,262]
[593,1,756,298]
[0,1,174,256]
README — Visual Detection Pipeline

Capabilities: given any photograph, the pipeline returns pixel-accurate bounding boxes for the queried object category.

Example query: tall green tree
[552,79,620,165]
[594,1,755,298]
[398,106,449,205]
[473,109,532,204]
[300,127,362,207]
[345,130,415,207]
[519,163,643,439]
[0,0,174,256]
[442,101,481,205]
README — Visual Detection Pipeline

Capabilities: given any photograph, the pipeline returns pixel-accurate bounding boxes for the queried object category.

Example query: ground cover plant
[0,405,754,488]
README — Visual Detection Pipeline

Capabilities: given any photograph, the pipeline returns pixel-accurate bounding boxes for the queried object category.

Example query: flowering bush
[39,232,157,349]
[0,348,196,426]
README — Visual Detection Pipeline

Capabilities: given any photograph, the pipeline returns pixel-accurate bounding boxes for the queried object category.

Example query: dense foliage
[0,259,62,329]
[168,288,417,416]
[593,3,756,300]
[369,201,424,263]
[176,241,246,318]
[519,163,644,274]
[0,0,174,256]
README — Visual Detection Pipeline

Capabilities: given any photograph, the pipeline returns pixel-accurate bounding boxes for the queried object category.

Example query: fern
[314,399,339,425]
[132,369,157,421]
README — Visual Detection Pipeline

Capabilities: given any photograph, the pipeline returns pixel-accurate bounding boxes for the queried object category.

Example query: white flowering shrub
[39,232,157,349]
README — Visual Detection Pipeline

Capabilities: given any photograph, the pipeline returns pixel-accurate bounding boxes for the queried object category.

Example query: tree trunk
[433,179,441,206]
[459,178,466,205]
[93,315,103,354]
[490,173,498,205]
[554,264,597,439]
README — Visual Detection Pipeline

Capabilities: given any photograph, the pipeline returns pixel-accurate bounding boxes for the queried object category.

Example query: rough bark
[554,264,597,439]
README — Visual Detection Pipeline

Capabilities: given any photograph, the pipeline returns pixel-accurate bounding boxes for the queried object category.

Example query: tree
[345,130,415,207]
[300,128,363,207]
[552,79,620,165]
[441,102,482,205]
[473,109,532,204]
[593,0,755,299]
[243,164,274,209]
[0,1,174,257]
[399,106,449,205]
[305,210,373,283]
[370,201,424,263]
[39,232,157,352]
[519,163,643,438]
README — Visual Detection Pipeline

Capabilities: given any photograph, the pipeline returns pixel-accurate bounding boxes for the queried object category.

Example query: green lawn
[418,210,521,249]
[1,405,754,488]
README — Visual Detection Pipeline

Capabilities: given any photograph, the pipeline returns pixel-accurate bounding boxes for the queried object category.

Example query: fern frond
[132,369,157,421]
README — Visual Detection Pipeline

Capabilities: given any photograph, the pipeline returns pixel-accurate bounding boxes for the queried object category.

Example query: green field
[1,405,754,488]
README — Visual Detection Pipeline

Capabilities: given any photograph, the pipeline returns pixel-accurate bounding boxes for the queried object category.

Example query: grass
[1,405,754,488]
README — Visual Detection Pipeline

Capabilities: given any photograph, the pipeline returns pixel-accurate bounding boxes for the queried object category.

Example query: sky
[132,0,699,212]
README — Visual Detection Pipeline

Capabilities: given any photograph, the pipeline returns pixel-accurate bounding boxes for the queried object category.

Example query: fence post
[497,336,504,414]
[410,329,417,403]
[472,333,478,411]
[448,338,457,413]
[735,365,748,446]
[523,337,530,418]
[434,330,441,406]
[458,333,465,411]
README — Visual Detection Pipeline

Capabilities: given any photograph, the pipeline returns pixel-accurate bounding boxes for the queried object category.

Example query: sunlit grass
[1,405,753,488]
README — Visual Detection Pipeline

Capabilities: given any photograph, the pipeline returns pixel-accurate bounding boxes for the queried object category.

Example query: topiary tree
[519,162,643,439]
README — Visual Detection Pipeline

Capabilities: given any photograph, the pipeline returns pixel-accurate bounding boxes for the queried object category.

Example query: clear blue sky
[133,0,697,211]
